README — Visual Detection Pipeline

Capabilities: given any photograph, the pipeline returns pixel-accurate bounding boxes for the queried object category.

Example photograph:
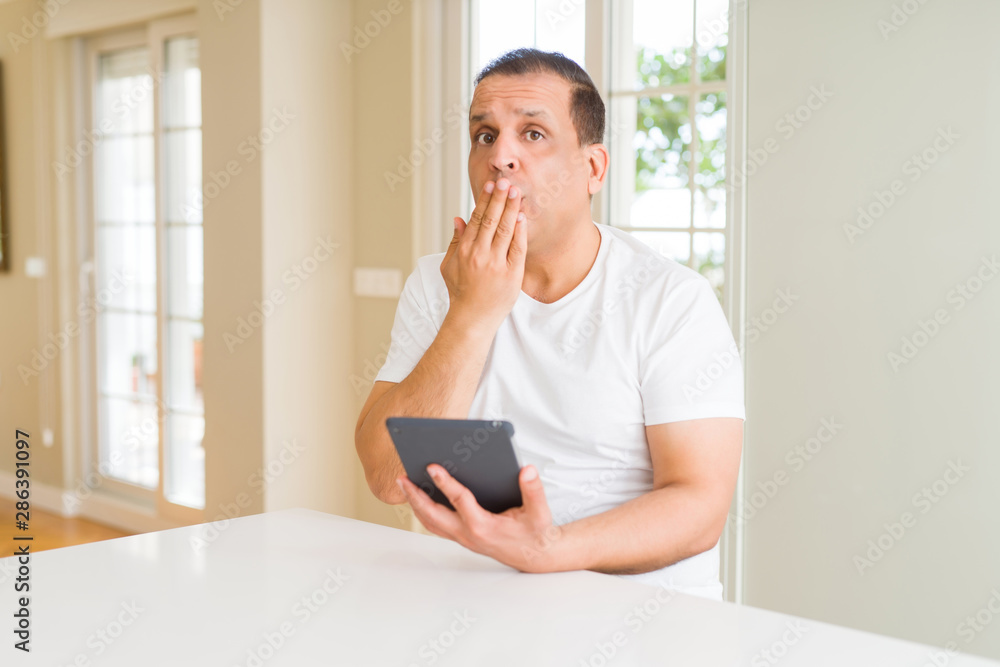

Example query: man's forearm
[356,312,494,504]
[537,483,725,575]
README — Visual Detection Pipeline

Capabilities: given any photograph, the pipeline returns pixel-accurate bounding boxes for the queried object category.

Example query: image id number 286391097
[13,429,32,652]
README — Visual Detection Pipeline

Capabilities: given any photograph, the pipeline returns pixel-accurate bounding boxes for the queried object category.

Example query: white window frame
[82,12,202,528]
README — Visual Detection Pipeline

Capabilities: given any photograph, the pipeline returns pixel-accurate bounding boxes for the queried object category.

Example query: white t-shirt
[374,220,745,600]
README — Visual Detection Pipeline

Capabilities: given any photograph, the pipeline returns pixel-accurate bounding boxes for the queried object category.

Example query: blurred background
[0,0,997,660]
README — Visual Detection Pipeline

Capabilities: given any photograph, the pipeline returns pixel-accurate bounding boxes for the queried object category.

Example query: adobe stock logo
[843,126,959,244]
[681,341,741,402]
[223,236,341,352]
[877,0,931,40]
[729,85,834,192]
[853,459,970,576]
[7,0,72,54]
[886,254,998,372]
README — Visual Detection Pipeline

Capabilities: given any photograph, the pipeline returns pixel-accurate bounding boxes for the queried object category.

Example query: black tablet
[385,417,524,514]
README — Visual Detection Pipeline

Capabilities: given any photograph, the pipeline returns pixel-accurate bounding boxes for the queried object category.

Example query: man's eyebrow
[469,108,553,124]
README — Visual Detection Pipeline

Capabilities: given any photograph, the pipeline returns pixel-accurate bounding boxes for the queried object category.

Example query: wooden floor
[0,497,133,558]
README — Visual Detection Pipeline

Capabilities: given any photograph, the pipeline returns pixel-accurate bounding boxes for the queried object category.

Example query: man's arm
[355,313,494,505]
[356,177,527,506]
[541,417,744,574]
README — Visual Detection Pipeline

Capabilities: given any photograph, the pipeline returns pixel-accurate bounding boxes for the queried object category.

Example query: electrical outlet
[354,267,403,298]
[25,257,47,278]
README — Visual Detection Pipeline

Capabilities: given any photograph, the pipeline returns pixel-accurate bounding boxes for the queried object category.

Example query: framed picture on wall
[0,60,7,273]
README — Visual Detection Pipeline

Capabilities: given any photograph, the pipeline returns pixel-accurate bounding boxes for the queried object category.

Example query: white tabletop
[2,508,997,666]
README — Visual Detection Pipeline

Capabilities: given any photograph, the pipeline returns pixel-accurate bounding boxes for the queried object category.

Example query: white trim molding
[411,0,471,266]
[44,0,196,39]
[719,0,749,606]
[0,470,185,535]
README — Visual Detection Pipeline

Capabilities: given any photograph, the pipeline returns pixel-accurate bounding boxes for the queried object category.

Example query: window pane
[535,0,586,69]
[633,0,693,89]
[694,188,725,229]
[474,0,586,74]
[101,396,159,489]
[97,225,157,311]
[164,129,203,223]
[475,0,535,73]
[613,93,691,228]
[95,46,158,497]
[167,320,204,412]
[164,35,205,509]
[96,48,154,225]
[97,48,153,135]
[95,135,154,224]
[629,231,691,265]
[164,36,201,128]
[631,188,691,229]
[695,91,726,228]
[636,95,690,190]
[696,91,725,185]
[167,225,204,320]
[694,231,725,300]
[166,413,205,508]
[696,0,728,82]
[99,312,158,398]
[164,35,202,224]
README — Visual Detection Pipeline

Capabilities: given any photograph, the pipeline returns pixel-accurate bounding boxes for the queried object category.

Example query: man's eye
[527,130,543,141]
[476,133,494,145]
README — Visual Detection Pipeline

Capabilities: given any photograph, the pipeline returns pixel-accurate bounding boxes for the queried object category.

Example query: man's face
[468,72,600,244]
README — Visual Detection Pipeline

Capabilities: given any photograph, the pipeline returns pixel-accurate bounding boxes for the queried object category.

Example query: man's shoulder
[414,251,447,275]
[600,223,708,292]
[396,252,449,319]
[406,251,447,287]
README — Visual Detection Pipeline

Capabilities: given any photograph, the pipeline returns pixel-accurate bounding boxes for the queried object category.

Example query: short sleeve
[639,277,745,425]
[373,266,442,384]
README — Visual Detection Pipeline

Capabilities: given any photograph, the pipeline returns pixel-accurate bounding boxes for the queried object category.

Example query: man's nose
[487,132,518,172]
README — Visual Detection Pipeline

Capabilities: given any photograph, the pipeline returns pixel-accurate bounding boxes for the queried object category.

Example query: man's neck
[521,216,601,304]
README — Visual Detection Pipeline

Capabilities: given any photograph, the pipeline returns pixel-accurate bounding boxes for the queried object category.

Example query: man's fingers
[507,209,528,267]
[427,464,490,527]
[464,181,495,240]
[518,465,551,522]
[490,185,521,253]
[449,217,465,248]
[473,179,514,247]
[442,217,466,268]
[399,475,462,537]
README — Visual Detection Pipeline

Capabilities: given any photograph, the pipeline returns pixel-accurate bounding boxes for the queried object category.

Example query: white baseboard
[0,470,186,535]
[0,470,69,516]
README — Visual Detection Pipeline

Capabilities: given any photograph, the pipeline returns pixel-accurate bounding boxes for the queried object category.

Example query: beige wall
[744,0,1000,659]
[350,0,419,531]
[199,0,265,516]
[200,0,364,518]
[259,0,356,514]
[0,0,63,488]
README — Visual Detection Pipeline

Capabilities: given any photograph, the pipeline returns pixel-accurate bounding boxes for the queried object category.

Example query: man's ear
[586,143,609,196]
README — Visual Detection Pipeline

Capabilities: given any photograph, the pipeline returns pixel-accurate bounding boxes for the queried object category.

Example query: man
[354,48,745,601]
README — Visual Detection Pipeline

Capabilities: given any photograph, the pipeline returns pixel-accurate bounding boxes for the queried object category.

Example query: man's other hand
[396,462,565,574]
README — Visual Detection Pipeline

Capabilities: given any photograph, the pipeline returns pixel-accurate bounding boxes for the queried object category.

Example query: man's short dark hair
[473,48,606,148]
